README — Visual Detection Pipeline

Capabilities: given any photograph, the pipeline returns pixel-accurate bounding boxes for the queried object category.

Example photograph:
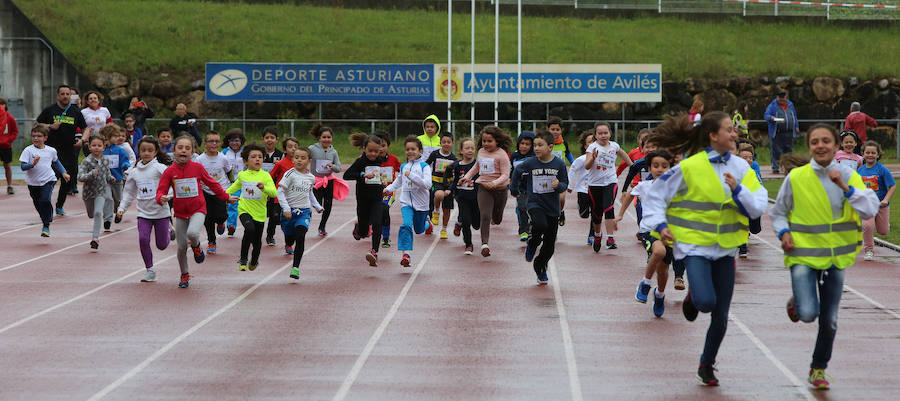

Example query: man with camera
[123,96,155,137]
[36,84,87,215]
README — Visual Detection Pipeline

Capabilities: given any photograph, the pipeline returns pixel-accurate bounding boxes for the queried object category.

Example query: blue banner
[464,73,661,93]
[206,63,434,102]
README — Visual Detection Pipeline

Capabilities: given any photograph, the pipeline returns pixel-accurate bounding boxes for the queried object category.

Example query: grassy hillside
[17,0,900,80]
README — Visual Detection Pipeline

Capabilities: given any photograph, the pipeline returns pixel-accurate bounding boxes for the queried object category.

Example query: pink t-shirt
[834,150,862,170]
[464,148,510,188]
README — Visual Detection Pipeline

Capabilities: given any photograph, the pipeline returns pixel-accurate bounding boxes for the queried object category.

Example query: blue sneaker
[525,243,537,262]
[537,271,549,285]
[178,273,190,288]
[587,235,593,245]
[191,245,205,264]
[55,207,65,216]
[652,288,665,317]
[635,281,651,303]
[41,226,50,237]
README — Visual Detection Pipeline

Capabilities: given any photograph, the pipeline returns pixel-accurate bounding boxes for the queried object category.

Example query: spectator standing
[843,102,877,143]
[1,98,20,194]
[169,103,202,146]
[764,91,799,174]
[123,97,155,136]
[36,85,87,215]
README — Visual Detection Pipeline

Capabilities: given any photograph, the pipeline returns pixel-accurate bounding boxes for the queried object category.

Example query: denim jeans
[790,264,845,369]
[684,255,735,366]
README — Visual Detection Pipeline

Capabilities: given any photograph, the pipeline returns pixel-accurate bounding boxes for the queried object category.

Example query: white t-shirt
[19,145,59,186]
[585,141,621,187]
[81,107,112,134]
[277,169,319,211]
[631,180,654,233]
[196,153,233,195]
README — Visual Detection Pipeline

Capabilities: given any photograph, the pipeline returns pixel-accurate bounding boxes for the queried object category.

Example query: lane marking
[0,254,176,334]
[0,212,88,237]
[86,218,353,401]
[332,225,443,401]
[0,225,137,272]
[547,258,584,401]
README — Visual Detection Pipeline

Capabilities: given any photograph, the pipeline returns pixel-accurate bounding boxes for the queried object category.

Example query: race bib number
[364,166,383,185]
[478,158,495,174]
[551,150,564,160]
[262,162,275,172]
[241,181,263,200]
[598,152,616,169]
[435,158,453,173]
[136,179,156,200]
[862,175,879,191]
[380,167,395,184]
[315,159,331,174]
[532,175,555,194]
[174,178,199,198]
[104,154,119,169]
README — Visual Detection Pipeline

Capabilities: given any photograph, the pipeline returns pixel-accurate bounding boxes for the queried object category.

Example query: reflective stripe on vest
[669,200,738,212]
[783,163,865,270]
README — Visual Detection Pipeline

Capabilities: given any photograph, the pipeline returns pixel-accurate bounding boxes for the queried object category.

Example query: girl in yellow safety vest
[641,111,769,386]
[769,124,879,390]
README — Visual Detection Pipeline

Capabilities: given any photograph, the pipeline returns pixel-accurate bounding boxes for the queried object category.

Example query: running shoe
[238,264,248,271]
[558,211,566,227]
[248,263,258,271]
[266,236,275,246]
[170,227,176,241]
[525,243,537,262]
[425,222,433,235]
[41,226,50,238]
[207,243,216,255]
[319,230,327,237]
[227,225,236,236]
[381,239,391,248]
[697,364,718,386]
[141,269,157,282]
[786,297,799,322]
[464,246,473,255]
[738,244,748,259]
[481,244,491,257]
[592,235,603,253]
[290,267,300,280]
[453,222,461,237]
[114,215,122,224]
[7,186,13,195]
[431,212,439,225]
[808,368,831,389]
[217,223,226,235]
[537,271,549,286]
[366,249,378,267]
[674,277,686,291]
[635,281,651,303]
[400,253,411,267]
[352,223,362,241]
[587,235,593,245]
[652,289,665,317]
[864,250,874,261]
[178,273,190,288]
[606,237,617,249]
[284,245,293,255]
[192,245,205,263]
[440,229,448,239]
[103,221,112,231]
[520,232,529,242]
[55,207,65,216]
[90,238,99,250]
[682,291,698,322]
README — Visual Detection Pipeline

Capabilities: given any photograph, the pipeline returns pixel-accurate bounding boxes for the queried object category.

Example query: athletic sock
[607,235,615,240]
[594,231,603,237]
[642,277,652,286]
[441,225,447,231]
[655,288,665,298]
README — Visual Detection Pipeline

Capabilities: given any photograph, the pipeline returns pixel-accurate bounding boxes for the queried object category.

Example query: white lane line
[729,314,816,401]
[0,254,176,334]
[547,258,584,401]
[86,218,353,401]
[332,228,442,401]
[0,225,137,272]
[0,212,88,237]
[753,233,900,320]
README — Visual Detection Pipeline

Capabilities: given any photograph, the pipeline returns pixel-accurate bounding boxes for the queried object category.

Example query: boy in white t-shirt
[584,122,632,252]
[20,125,71,237]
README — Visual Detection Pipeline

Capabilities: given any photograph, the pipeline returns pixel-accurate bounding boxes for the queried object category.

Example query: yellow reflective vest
[784,164,865,270]
[666,152,760,248]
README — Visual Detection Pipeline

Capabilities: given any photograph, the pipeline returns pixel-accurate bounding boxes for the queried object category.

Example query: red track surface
[0,181,898,401]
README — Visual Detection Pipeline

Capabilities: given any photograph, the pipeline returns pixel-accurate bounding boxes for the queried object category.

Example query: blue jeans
[770,132,793,170]
[684,255,735,366]
[398,206,429,252]
[790,264,844,369]
[226,189,240,228]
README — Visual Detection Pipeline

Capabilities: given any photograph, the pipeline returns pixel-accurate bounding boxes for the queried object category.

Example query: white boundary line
[0,212,88,237]
[85,218,353,401]
[547,258,584,401]
[0,254,177,334]
[0,225,136,272]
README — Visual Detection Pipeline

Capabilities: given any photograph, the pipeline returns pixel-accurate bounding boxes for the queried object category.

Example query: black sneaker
[682,291,698,322]
[103,221,111,231]
[697,364,719,386]
[558,211,566,227]
[265,236,275,246]
[114,215,122,224]
[592,235,603,253]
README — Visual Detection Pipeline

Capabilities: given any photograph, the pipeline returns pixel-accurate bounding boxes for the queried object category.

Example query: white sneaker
[864,250,875,261]
[141,269,157,282]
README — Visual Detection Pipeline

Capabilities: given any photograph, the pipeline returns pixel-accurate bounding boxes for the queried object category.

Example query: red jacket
[0,110,18,149]
[157,161,228,219]
[380,154,402,197]
[617,147,644,177]
[844,111,877,142]
[269,157,296,204]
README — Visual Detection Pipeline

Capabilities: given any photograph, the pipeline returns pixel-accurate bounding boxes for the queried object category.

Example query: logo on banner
[209,69,248,97]
[436,66,461,101]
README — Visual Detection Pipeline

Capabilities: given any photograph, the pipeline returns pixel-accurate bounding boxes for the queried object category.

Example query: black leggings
[456,196,480,248]
[528,208,560,274]
[265,199,282,242]
[588,183,617,225]
[240,213,264,265]
[356,198,383,251]
[292,226,309,268]
[314,180,335,232]
[204,193,227,244]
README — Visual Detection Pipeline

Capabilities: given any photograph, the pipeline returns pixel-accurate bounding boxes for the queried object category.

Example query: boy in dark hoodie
[511,131,535,241]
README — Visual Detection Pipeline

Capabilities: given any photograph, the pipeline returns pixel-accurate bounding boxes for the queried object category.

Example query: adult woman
[641,112,768,386]
[80,91,113,138]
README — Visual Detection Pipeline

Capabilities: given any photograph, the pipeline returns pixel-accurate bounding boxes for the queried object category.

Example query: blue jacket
[103,144,131,182]
[763,98,799,139]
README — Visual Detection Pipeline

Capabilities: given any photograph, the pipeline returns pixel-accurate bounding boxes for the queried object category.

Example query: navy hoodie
[510,131,536,191]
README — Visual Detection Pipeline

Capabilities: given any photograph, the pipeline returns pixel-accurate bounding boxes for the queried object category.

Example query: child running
[857,140,895,261]
[547,116,574,226]
[158,128,174,159]
[196,130,233,255]
[20,125,70,237]
[308,125,342,237]
[511,131,535,242]
[510,131,568,285]
[425,131,457,239]
[445,138,480,255]
[375,132,401,248]
[226,142,277,272]
[567,130,595,245]
[460,126,513,257]
[834,130,863,170]
[99,124,131,230]
[117,136,173,282]
[221,128,246,236]
[344,134,388,265]
[737,142,763,259]
[270,136,301,254]
[383,136,433,267]
[584,122,632,252]
[641,112,768,386]
[615,150,674,317]
[78,134,116,250]
[277,147,323,279]
[261,126,284,246]
[157,134,231,288]
[770,123,878,389]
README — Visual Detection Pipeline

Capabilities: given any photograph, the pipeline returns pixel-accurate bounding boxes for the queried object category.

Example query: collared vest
[784,164,865,270]
[666,152,760,248]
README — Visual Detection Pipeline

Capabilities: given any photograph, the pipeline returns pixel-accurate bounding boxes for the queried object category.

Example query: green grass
[762,178,900,245]
[17,1,900,80]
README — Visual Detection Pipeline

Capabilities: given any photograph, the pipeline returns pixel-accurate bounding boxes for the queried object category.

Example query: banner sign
[206,63,661,103]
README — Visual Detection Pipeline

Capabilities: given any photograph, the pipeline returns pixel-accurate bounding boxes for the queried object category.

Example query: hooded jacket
[418,114,442,160]
[763,98,799,139]
[511,131,536,191]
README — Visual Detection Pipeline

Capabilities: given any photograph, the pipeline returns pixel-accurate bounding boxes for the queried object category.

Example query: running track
[0,180,897,401]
